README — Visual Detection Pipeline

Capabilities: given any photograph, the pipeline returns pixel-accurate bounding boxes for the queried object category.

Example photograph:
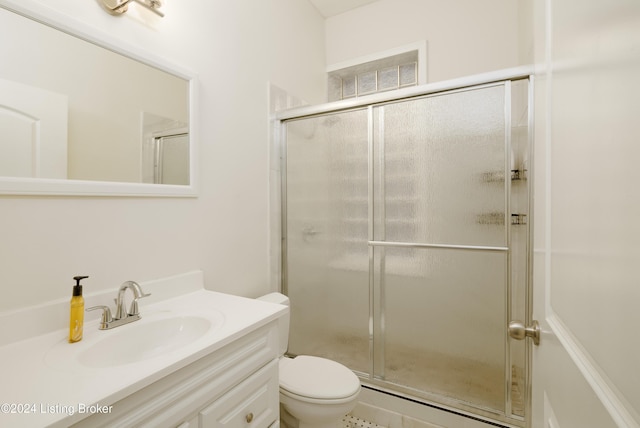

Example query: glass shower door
[284,110,371,374]
[370,83,511,413]
[282,78,530,424]
[154,133,189,185]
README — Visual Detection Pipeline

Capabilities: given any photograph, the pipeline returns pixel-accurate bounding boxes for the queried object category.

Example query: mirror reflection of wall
[0,7,189,184]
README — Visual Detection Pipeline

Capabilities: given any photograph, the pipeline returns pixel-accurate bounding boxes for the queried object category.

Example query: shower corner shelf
[480,171,503,183]
[480,170,527,183]
[476,213,528,226]
[511,169,527,181]
[511,214,527,225]
[476,212,504,225]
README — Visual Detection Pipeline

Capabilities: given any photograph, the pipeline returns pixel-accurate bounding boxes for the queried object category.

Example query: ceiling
[308,0,380,18]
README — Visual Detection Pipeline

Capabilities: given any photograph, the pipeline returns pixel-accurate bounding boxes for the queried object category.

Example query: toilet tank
[257,292,289,356]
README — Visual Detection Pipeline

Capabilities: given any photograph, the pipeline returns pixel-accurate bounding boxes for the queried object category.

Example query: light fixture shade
[101,0,165,17]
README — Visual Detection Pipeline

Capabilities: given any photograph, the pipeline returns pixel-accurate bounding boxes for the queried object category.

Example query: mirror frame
[0,0,198,197]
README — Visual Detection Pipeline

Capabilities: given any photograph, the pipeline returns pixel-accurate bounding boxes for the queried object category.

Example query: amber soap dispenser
[69,275,88,343]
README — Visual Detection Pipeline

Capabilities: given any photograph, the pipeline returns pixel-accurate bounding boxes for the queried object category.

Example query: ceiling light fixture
[102,0,165,18]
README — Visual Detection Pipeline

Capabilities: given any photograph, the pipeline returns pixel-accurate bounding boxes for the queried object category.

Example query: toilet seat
[279,356,360,402]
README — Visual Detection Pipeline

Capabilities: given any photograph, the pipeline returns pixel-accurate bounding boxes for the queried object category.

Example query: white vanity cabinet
[72,322,280,428]
[197,360,279,427]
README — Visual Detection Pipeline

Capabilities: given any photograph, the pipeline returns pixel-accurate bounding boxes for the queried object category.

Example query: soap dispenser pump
[69,275,88,343]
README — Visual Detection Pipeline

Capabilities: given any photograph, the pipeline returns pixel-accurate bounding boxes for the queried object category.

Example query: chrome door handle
[508,320,540,346]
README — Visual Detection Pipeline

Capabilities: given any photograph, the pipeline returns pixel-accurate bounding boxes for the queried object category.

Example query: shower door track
[277,65,534,428]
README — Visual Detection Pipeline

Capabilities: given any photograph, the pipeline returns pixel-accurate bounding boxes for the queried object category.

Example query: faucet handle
[87,305,113,329]
[129,292,151,316]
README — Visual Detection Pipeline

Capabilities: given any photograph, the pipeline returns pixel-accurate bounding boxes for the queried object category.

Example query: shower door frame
[276,66,535,427]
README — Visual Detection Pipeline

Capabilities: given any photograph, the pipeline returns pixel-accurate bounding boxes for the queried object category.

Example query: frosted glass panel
[285,110,370,374]
[508,79,530,417]
[282,78,531,423]
[379,67,398,91]
[358,71,377,95]
[343,76,356,98]
[399,63,417,86]
[375,246,506,412]
[373,85,507,247]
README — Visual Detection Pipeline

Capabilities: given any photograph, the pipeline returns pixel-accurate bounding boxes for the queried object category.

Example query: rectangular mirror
[0,1,197,196]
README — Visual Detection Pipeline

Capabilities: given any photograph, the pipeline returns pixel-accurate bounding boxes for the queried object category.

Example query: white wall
[0,0,326,312]
[0,0,532,320]
[325,0,526,83]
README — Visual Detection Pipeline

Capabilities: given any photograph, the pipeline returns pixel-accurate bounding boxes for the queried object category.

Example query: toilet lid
[280,355,360,400]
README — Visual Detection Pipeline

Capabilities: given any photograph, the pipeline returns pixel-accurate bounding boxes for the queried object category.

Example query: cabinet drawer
[200,359,279,428]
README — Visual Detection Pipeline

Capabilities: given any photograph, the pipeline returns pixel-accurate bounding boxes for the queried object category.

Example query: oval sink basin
[45,312,225,371]
[78,316,213,368]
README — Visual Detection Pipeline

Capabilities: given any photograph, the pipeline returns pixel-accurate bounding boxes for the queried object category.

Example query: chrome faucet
[87,281,151,330]
[115,281,150,319]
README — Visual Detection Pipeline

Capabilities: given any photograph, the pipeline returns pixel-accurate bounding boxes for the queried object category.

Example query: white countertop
[0,288,287,427]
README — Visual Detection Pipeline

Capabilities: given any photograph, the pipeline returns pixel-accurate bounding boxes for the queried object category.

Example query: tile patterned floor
[343,414,387,428]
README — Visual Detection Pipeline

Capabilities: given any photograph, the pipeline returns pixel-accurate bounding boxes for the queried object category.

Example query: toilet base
[281,404,347,428]
[280,404,298,428]
[280,408,344,428]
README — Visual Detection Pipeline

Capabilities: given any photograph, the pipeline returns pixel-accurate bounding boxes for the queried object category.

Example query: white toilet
[258,293,361,428]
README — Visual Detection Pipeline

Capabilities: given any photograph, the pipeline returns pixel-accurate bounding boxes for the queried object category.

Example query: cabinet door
[200,360,279,428]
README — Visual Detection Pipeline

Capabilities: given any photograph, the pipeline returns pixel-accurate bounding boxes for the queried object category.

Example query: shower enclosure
[277,70,533,426]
